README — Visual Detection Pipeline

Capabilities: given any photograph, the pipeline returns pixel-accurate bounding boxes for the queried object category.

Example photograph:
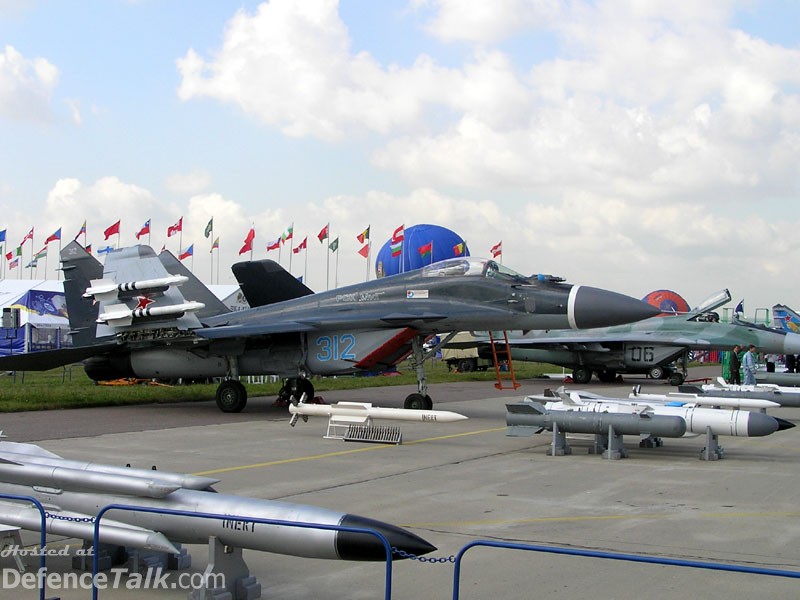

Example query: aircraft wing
[0,342,120,371]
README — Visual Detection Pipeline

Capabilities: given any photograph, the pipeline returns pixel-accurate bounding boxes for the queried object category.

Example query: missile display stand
[326,414,402,445]
[587,424,629,460]
[700,426,725,461]
[189,536,261,600]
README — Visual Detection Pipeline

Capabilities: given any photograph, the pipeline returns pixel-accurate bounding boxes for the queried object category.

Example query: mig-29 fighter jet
[0,242,658,412]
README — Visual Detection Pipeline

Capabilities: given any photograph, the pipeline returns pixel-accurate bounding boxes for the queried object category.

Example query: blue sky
[1,0,799,315]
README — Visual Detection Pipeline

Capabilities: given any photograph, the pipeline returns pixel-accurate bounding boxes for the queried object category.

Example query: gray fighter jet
[456,290,800,386]
[0,242,657,411]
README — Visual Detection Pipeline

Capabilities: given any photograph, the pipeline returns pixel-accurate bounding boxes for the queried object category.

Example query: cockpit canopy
[420,258,563,284]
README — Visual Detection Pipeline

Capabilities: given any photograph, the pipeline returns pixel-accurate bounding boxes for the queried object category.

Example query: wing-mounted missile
[97,300,205,327]
[84,274,189,303]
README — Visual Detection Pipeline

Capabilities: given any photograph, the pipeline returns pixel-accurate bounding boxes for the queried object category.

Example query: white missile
[628,390,780,410]
[84,275,189,302]
[97,300,205,326]
[289,400,468,427]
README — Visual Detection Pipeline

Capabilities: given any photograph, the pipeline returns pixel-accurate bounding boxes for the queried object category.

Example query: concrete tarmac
[2,365,799,599]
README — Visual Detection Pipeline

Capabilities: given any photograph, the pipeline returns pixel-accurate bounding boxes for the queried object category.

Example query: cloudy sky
[1,0,798,316]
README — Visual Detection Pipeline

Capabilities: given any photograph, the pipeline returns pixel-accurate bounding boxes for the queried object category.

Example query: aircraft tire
[424,395,433,410]
[404,393,427,410]
[668,372,685,386]
[572,367,592,384]
[216,380,248,413]
[458,359,476,373]
[648,366,665,379]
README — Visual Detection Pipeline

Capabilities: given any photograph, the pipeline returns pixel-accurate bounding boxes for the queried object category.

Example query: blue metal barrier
[452,539,800,600]
[92,503,394,600]
[0,493,48,600]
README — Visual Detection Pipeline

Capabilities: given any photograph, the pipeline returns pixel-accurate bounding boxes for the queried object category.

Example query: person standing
[728,345,742,385]
[742,344,758,385]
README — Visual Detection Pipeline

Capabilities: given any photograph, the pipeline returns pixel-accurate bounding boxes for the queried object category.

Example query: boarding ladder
[489,330,520,390]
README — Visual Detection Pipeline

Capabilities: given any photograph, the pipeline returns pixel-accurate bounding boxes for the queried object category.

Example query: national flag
[390,239,402,257]
[167,217,183,237]
[317,224,329,243]
[735,300,744,314]
[391,224,404,243]
[34,246,47,260]
[293,237,308,254]
[86,244,92,254]
[281,224,294,243]
[25,260,37,269]
[358,243,370,258]
[21,227,34,245]
[179,244,194,260]
[0,229,6,243]
[210,237,220,252]
[75,220,87,240]
[45,228,62,244]
[204,218,214,238]
[97,246,114,254]
[135,219,151,240]
[418,242,432,258]
[9,258,18,270]
[357,226,370,244]
[239,228,256,255]
[328,237,339,252]
[104,220,120,240]
[4,251,12,261]
[266,237,281,251]
[490,241,502,258]
[453,242,465,256]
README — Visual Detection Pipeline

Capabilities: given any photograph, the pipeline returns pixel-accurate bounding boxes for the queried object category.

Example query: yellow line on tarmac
[404,511,800,529]
[194,426,506,476]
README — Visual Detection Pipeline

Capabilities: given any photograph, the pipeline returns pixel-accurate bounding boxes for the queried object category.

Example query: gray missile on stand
[0,440,436,595]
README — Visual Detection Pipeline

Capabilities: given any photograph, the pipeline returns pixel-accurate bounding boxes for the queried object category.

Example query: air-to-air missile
[96,300,205,327]
[684,377,800,407]
[83,274,189,302]
[628,388,780,410]
[537,389,792,437]
[289,398,468,427]
[0,441,436,561]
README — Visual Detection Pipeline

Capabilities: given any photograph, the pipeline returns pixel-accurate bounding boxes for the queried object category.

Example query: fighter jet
[453,290,800,386]
[0,242,657,412]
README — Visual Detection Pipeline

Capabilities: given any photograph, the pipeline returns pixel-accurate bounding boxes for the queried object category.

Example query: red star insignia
[135,296,154,310]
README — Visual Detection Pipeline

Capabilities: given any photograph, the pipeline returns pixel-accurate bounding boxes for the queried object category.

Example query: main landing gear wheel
[648,366,665,380]
[572,367,592,385]
[668,372,685,386]
[216,380,248,413]
[404,393,433,410]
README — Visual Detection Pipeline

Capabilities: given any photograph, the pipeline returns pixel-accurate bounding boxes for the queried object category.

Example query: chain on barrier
[392,547,456,563]
[45,510,96,523]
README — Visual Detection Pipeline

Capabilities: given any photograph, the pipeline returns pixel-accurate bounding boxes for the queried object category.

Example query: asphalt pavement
[2,364,799,599]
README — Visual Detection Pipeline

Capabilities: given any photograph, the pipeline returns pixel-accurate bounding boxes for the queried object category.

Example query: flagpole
[304,243,308,283]
[334,242,339,288]
[216,239,220,285]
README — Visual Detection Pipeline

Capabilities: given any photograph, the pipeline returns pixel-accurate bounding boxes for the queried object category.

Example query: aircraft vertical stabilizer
[158,249,230,318]
[60,241,107,346]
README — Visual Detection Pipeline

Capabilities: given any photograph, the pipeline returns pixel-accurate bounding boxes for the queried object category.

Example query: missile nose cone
[571,286,661,329]
[337,514,436,561]
[746,412,780,437]
[775,417,796,431]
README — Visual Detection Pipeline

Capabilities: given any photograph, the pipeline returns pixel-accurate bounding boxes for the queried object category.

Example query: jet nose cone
[746,412,780,437]
[570,286,661,329]
[337,514,437,561]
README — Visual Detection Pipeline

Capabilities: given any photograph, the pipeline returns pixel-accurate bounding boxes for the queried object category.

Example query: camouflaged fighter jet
[453,290,800,386]
[0,242,657,412]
